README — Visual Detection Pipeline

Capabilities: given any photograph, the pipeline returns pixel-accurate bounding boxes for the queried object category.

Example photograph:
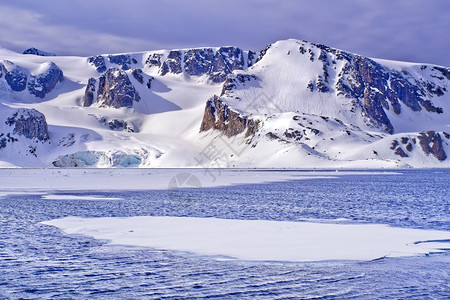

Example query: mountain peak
[0,40,448,167]
[23,48,56,57]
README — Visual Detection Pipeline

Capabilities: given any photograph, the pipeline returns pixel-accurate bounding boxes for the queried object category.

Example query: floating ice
[42,216,450,263]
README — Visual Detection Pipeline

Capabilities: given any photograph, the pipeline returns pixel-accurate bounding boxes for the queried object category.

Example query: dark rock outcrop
[161,50,183,75]
[200,95,259,137]
[221,74,258,96]
[0,63,6,79]
[131,68,153,89]
[27,62,64,98]
[145,53,163,68]
[255,44,271,64]
[5,109,50,141]
[23,48,56,56]
[146,47,249,83]
[131,68,144,84]
[4,63,28,92]
[97,68,140,108]
[108,54,138,70]
[209,47,245,83]
[87,56,107,73]
[184,48,215,76]
[247,51,257,67]
[284,128,303,141]
[83,78,97,107]
[433,66,450,80]
[418,131,447,161]
[108,119,134,132]
[394,147,409,158]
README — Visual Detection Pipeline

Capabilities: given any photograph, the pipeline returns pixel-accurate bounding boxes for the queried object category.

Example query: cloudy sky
[0,0,448,66]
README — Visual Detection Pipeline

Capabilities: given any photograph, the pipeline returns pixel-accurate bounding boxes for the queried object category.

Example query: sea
[0,169,449,299]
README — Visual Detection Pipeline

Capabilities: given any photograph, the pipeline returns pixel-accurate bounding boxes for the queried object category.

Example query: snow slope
[0,39,449,168]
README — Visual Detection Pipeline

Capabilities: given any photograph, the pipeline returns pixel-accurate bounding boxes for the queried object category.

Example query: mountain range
[0,40,449,168]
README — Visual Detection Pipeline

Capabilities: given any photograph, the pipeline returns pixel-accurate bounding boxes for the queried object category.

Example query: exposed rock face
[23,48,56,56]
[255,44,271,64]
[217,40,448,135]
[432,66,450,80]
[88,54,139,72]
[160,50,183,76]
[87,56,107,73]
[146,47,250,83]
[200,95,259,138]
[131,68,153,89]
[145,53,163,68]
[83,78,97,107]
[5,109,50,141]
[418,131,447,161]
[394,147,409,158]
[108,54,138,70]
[247,50,257,67]
[261,42,447,134]
[221,74,258,96]
[0,63,6,78]
[96,68,140,108]
[131,68,144,84]
[210,47,245,83]
[326,48,444,133]
[184,48,215,76]
[27,62,64,98]
[108,119,135,132]
[4,62,28,91]
[389,133,447,161]
[2,61,63,97]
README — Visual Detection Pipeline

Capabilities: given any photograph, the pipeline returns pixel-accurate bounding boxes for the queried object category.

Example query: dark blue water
[0,170,449,299]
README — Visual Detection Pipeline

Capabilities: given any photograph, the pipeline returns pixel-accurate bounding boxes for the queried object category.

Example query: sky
[0,0,449,66]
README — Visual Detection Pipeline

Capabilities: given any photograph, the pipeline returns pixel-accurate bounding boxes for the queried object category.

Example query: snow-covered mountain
[0,39,449,168]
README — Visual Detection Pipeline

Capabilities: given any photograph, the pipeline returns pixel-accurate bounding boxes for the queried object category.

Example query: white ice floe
[42,195,123,201]
[42,216,450,263]
[0,168,391,192]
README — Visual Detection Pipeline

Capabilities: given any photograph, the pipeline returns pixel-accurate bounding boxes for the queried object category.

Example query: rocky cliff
[200,95,259,138]
[83,68,140,108]
[0,108,50,151]
[145,47,253,83]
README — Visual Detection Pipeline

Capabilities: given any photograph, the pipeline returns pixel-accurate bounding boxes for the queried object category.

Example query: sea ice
[42,216,450,263]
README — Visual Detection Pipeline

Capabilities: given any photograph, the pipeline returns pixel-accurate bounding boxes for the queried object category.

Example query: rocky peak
[313,45,446,134]
[27,62,64,98]
[222,39,449,135]
[23,48,56,56]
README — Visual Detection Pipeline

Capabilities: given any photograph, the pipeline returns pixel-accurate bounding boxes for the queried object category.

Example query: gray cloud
[0,0,448,66]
